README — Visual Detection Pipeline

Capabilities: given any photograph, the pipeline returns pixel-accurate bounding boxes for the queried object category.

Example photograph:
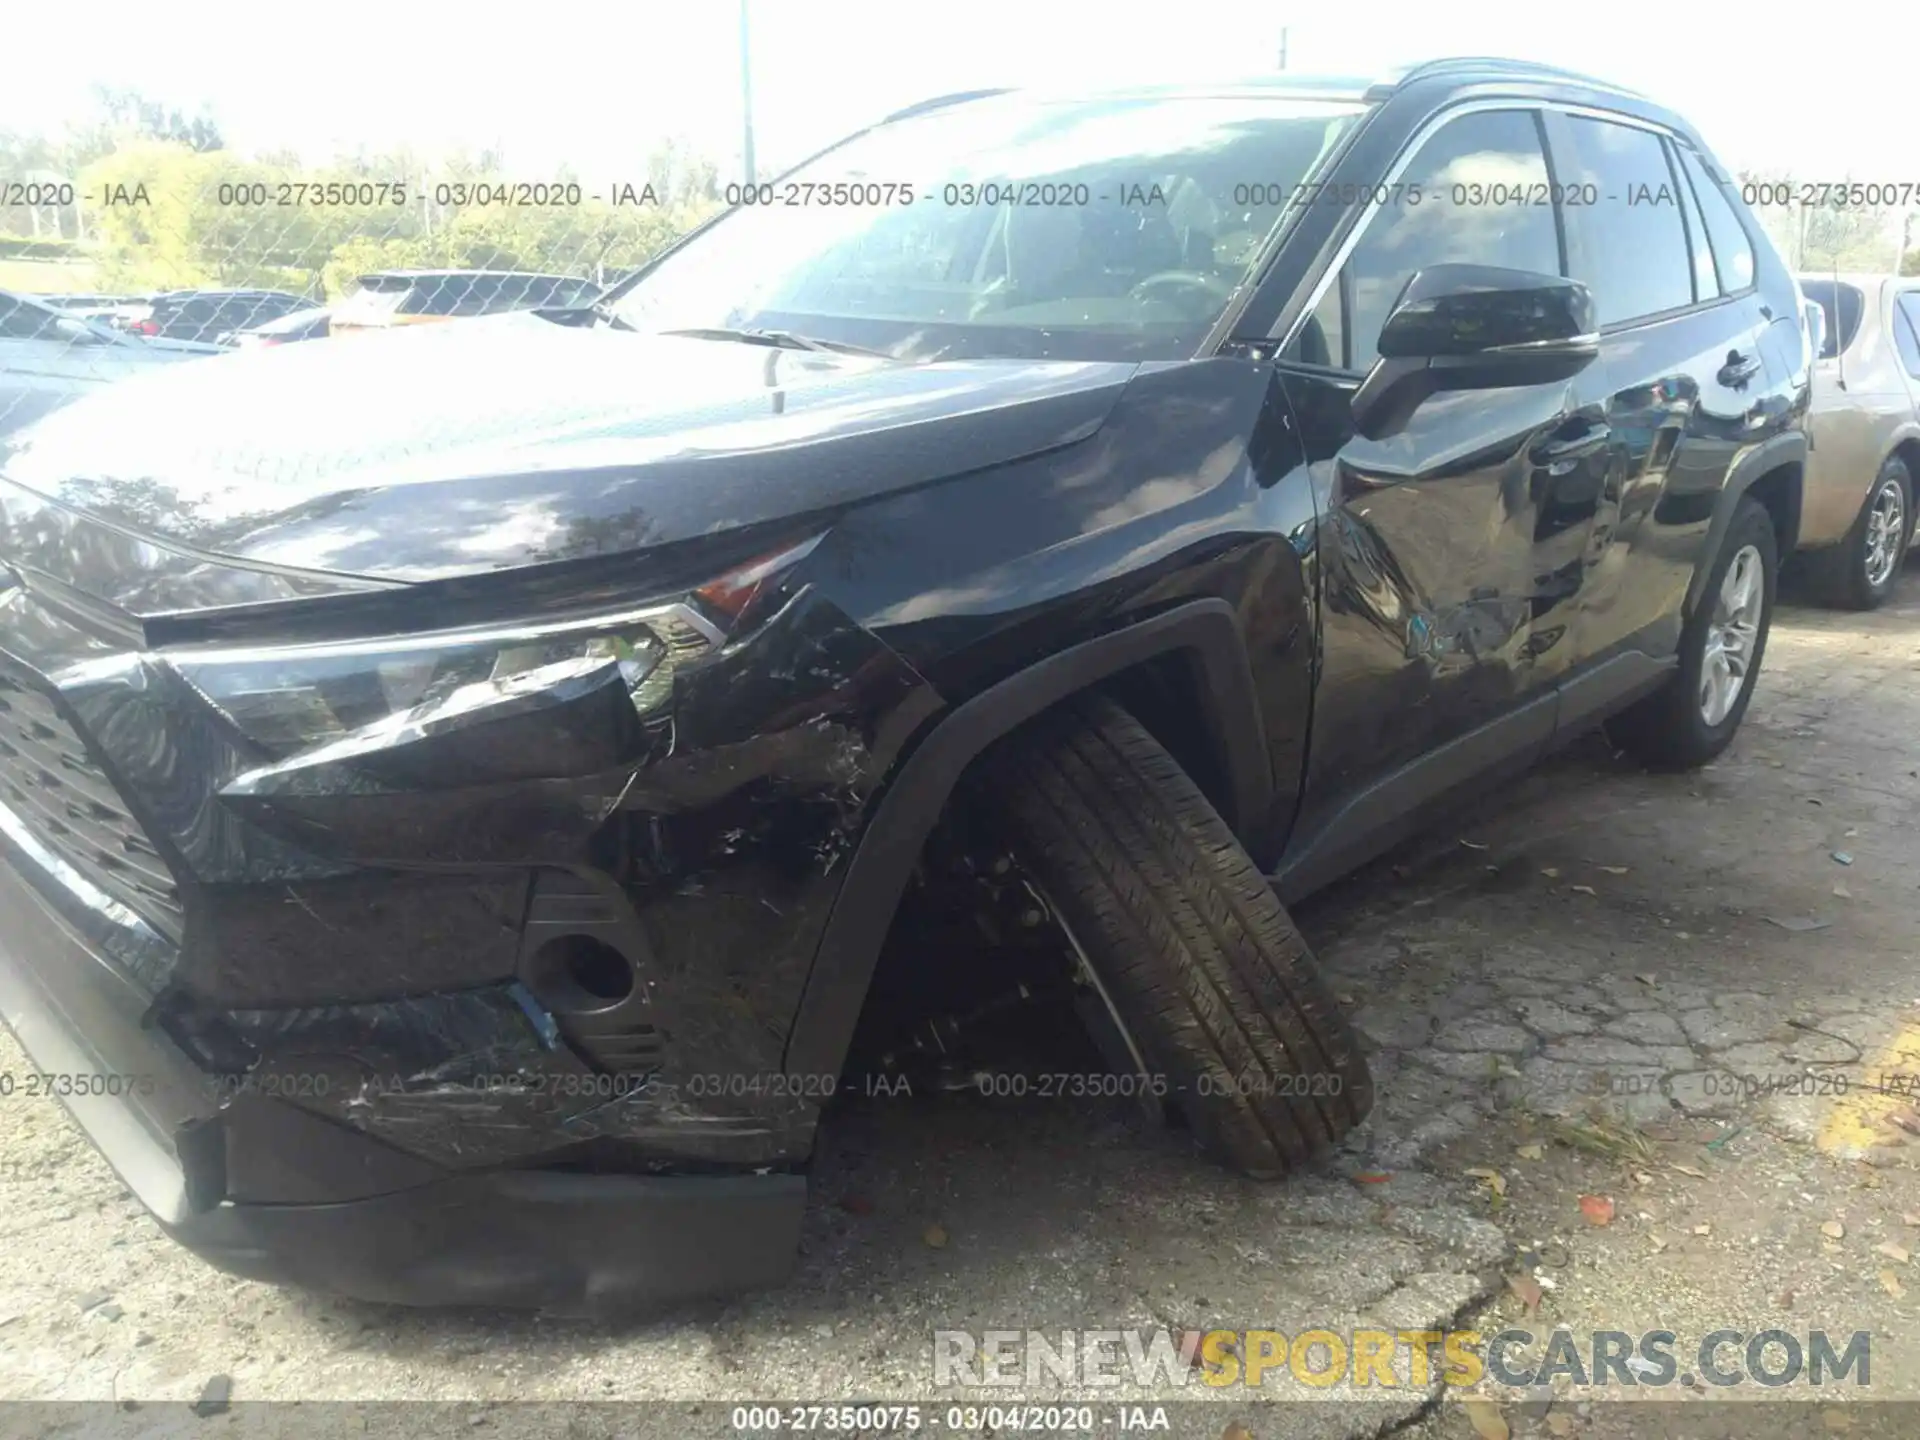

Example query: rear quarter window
[1674,146,1755,295]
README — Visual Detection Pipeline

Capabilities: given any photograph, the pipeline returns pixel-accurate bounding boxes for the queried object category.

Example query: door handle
[1718,350,1763,387]
[1530,421,1612,473]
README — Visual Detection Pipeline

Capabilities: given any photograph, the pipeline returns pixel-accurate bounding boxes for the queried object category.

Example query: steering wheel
[1128,270,1234,309]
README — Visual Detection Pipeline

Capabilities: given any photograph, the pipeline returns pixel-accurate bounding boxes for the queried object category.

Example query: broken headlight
[167,601,724,759]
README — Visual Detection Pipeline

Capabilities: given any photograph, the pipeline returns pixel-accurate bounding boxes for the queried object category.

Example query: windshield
[606,92,1366,363]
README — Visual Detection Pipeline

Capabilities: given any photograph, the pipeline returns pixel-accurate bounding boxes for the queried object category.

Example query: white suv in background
[1795,274,1920,607]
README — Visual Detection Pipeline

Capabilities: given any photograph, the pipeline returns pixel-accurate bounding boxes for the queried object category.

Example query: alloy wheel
[1699,543,1763,726]
[1863,476,1908,591]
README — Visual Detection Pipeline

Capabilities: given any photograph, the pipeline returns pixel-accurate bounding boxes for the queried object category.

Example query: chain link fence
[3,101,1919,436]
[0,125,727,433]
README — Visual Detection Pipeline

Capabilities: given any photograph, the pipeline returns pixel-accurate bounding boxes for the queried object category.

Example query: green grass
[0,256,101,294]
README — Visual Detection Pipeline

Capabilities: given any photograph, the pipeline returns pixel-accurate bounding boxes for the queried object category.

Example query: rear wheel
[983,693,1372,1178]
[1609,496,1776,771]
[1805,455,1913,610]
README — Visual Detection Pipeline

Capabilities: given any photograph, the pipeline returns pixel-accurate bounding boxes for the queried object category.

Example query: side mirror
[1351,264,1599,440]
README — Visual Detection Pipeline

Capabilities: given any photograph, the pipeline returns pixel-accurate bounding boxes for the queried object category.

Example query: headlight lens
[168,601,722,757]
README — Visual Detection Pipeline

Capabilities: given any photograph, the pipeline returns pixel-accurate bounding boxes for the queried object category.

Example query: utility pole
[740,0,757,185]
[1278,27,1289,70]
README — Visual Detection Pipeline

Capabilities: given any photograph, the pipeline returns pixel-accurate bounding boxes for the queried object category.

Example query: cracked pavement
[3,578,1919,1440]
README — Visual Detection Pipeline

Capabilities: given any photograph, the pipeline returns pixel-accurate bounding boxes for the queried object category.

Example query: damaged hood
[0,313,1134,594]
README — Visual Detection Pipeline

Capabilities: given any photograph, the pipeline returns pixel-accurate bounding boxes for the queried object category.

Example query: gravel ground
[3,576,1919,1440]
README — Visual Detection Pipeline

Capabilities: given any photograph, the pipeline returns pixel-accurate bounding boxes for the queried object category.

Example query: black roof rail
[882,88,1015,123]
[1367,55,1648,102]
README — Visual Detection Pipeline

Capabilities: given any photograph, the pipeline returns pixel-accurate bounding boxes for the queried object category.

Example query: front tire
[1805,455,1912,610]
[984,693,1372,1179]
[1608,496,1776,771]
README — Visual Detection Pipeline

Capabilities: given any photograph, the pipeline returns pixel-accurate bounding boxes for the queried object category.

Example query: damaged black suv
[0,59,1807,1314]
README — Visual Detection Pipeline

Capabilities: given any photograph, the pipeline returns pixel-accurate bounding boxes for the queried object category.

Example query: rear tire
[1608,496,1776,771]
[1804,455,1913,611]
[984,693,1372,1179]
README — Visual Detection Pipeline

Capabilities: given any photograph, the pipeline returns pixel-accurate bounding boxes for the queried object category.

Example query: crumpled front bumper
[0,831,806,1315]
[0,477,945,1310]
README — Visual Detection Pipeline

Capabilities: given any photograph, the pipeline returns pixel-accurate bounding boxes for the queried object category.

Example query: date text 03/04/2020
[0,1068,1367,1104]
[727,1405,1172,1432]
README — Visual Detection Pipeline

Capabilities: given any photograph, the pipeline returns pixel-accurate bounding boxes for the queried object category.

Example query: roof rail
[882,88,1015,123]
[1369,56,1648,102]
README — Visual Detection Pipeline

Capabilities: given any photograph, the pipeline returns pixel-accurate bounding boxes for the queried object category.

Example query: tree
[1737,169,1898,271]
[80,142,221,289]
[4,96,726,303]
[93,87,225,152]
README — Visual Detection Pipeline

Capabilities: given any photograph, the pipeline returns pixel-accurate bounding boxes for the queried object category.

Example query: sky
[4,1,1914,184]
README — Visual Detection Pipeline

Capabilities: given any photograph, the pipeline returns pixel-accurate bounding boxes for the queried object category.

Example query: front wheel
[1608,496,1777,771]
[982,693,1373,1179]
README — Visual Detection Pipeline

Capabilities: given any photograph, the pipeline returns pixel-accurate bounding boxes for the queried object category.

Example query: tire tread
[990,693,1372,1177]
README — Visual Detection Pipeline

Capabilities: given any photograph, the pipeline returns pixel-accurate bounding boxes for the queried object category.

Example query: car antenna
[1833,258,1847,392]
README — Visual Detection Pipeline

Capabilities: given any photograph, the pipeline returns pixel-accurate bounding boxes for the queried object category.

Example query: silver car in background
[1796,274,1920,608]
[0,290,221,437]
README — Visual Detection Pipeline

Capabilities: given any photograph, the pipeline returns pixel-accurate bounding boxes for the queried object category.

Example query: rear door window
[1557,117,1695,325]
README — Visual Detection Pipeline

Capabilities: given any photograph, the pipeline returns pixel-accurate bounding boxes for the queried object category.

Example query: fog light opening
[528,934,635,1013]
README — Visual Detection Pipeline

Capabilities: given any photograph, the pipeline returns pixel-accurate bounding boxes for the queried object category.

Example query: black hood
[0,313,1134,603]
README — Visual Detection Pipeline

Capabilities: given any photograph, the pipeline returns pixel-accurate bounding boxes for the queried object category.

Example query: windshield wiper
[536,301,639,332]
[588,301,639,332]
[659,326,892,359]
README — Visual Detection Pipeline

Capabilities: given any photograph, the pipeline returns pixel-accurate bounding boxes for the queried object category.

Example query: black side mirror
[1351,264,1599,440]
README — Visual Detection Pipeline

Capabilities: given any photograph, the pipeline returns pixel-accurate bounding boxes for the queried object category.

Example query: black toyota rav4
[0,59,1808,1313]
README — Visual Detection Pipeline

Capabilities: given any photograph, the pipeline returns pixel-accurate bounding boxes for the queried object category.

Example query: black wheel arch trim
[782,597,1274,1082]
[1685,429,1804,619]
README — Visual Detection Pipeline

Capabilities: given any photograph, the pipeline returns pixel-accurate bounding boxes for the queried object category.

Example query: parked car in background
[222,306,331,349]
[126,290,314,345]
[39,293,147,318]
[1794,274,1920,608]
[93,296,166,332]
[0,60,1805,1314]
[36,294,115,309]
[0,289,221,436]
[328,270,601,334]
